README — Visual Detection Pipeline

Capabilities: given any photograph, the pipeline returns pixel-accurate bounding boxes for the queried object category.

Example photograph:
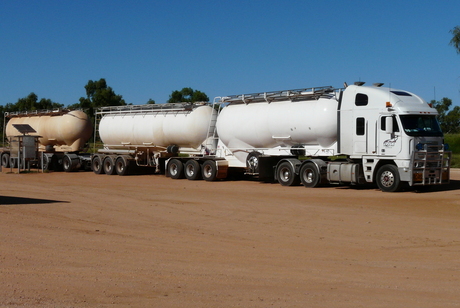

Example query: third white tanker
[1,110,93,171]
[93,82,451,192]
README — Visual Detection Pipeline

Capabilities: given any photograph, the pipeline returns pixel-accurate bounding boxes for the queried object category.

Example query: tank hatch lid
[222,86,338,104]
[12,124,36,135]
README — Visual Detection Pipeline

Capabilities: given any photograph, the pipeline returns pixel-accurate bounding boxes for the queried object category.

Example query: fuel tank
[6,110,93,152]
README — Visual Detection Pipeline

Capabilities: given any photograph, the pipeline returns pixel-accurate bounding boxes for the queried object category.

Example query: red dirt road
[1,170,460,307]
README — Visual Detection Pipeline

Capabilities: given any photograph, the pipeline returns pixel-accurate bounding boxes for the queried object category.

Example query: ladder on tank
[203,98,224,155]
[222,86,337,104]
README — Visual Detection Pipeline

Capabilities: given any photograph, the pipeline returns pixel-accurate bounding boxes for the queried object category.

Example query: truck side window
[380,116,400,132]
[355,93,368,106]
[356,117,365,135]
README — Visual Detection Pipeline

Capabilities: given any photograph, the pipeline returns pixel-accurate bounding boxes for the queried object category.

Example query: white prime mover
[93,82,451,192]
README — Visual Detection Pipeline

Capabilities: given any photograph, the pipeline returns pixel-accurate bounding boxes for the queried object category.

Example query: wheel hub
[381,171,394,187]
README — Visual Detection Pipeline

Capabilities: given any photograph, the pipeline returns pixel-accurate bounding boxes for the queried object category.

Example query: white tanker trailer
[94,82,451,192]
[91,103,217,175]
[1,109,93,171]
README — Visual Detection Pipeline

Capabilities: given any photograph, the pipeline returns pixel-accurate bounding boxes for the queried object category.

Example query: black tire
[376,164,402,192]
[51,155,63,171]
[246,151,261,173]
[276,162,300,186]
[1,153,10,168]
[92,156,104,175]
[115,156,130,176]
[184,160,202,180]
[62,155,73,172]
[103,156,117,175]
[168,159,184,179]
[202,160,217,181]
[300,162,321,188]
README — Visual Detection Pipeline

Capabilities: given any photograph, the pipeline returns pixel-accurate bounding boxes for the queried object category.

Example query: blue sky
[1,1,459,107]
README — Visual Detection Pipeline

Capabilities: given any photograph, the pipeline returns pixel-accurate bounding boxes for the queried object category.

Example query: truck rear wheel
[41,154,51,171]
[1,153,10,168]
[115,156,130,176]
[300,162,321,188]
[92,156,104,174]
[277,162,300,186]
[202,160,217,181]
[168,159,184,179]
[376,164,402,192]
[184,160,202,180]
[62,155,73,172]
[103,156,117,175]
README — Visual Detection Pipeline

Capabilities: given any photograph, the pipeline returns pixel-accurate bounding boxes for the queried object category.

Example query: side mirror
[385,116,393,134]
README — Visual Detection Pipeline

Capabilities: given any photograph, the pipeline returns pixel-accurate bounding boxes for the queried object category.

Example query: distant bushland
[445,133,460,168]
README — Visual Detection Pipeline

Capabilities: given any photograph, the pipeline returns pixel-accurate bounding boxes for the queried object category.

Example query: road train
[1,82,451,192]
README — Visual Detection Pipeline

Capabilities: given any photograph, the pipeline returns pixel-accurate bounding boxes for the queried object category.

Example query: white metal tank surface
[216,97,338,151]
[6,110,93,152]
[99,105,215,150]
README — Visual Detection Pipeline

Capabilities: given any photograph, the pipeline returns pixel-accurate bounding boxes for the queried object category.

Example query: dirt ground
[1,169,460,308]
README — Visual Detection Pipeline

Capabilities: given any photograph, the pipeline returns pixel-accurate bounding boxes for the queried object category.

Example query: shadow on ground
[0,196,69,205]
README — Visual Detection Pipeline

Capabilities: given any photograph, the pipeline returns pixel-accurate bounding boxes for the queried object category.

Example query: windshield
[399,115,443,137]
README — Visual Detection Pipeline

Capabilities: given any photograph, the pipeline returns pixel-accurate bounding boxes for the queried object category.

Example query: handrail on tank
[95,102,209,115]
[4,108,76,118]
[221,86,338,105]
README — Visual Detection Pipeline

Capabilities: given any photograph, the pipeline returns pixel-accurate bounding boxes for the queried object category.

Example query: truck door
[378,115,402,156]
[352,93,369,154]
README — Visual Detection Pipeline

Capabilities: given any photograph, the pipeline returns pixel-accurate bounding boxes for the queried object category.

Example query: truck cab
[338,83,450,191]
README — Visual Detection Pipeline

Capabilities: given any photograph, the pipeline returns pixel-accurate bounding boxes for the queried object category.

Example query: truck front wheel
[376,164,402,192]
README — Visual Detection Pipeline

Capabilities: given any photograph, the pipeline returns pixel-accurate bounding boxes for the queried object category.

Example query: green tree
[450,26,460,54]
[8,92,63,112]
[167,87,209,104]
[432,97,460,134]
[147,98,156,104]
[78,78,126,114]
